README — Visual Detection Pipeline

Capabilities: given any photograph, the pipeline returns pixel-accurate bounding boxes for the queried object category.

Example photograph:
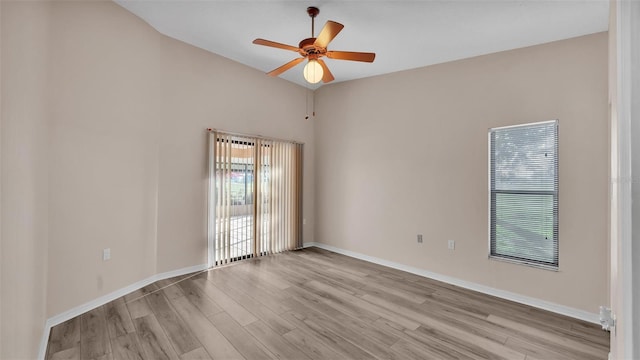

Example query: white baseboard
[304,242,600,325]
[38,263,208,360]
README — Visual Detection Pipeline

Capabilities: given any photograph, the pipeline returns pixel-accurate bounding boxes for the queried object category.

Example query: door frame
[610,0,637,358]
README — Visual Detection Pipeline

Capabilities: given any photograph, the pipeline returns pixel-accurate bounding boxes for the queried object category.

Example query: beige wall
[45,1,314,317]
[314,33,609,313]
[1,1,51,358]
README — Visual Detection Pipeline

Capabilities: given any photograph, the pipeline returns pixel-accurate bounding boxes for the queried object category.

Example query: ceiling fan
[252,6,375,84]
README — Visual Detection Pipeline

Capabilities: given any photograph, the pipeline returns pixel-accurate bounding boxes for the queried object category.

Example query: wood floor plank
[282,328,344,360]
[156,274,192,289]
[206,275,296,335]
[204,266,292,315]
[306,289,402,348]
[80,306,111,360]
[286,282,381,324]
[145,291,201,355]
[162,284,186,300]
[279,310,375,360]
[233,262,293,290]
[47,317,81,358]
[95,353,113,360]
[124,284,158,303]
[569,322,610,347]
[176,279,223,316]
[104,297,135,339]
[390,339,453,360]
[133,314,180,360]
[362,289,510,347]
[362,271,439,301]
[126,296,153,320]
[208,311,275,360]
[373,318,471,360]
[49,347,80,360]
[360,281,429,304]
[296,275,517,360]
[111,333,145,360]
[283,297,398,359]
[124,285,158,320]
[169,295,246,360]
[191,277,258,326]
[180,347,212,360]
[363,288,523,360]
[275,253,368,296]
[304,279,421,331]
[245,320,312,360]
[504,336,577,360]
[407,323,525,360]
[487,315,608,359]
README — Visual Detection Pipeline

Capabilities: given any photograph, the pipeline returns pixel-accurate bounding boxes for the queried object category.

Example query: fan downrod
[307,6,319,37]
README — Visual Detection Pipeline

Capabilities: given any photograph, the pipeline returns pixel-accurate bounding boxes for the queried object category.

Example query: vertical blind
[208,130,303,266]
[489,120,559,268]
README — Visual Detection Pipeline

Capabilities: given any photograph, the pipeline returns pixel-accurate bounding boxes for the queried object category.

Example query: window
[489,120,558,269]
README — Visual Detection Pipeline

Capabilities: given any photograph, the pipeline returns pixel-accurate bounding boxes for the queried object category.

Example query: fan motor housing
[299,37,326,57]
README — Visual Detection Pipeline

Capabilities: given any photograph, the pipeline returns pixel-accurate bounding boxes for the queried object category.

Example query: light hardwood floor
[46,247,609,360]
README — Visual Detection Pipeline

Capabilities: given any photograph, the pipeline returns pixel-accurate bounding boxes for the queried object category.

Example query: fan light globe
[303,60,323,84]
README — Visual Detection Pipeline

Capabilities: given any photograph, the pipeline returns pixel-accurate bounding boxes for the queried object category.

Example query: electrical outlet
[303,218,307,225]
[417,234,423,243]
[448,240,455,250]
[103,248,111,261]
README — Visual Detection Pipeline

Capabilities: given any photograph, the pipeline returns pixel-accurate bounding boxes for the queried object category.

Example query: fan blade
[326,51,376,62]
[266,58,305,77]
[253,39,300,52]
[313,21,344,48]
[317,59,334,83]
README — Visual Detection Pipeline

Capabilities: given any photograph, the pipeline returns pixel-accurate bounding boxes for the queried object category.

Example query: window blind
[489,120,559,268]
[208,131,303,266]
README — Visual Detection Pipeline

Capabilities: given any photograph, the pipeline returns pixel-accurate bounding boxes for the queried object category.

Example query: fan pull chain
[304,86,309,120]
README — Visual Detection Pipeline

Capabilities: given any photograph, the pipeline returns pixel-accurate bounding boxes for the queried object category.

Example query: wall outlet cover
[103,248,111,261]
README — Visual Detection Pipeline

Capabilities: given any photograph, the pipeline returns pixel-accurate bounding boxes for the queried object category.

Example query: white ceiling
[115,0,609,89]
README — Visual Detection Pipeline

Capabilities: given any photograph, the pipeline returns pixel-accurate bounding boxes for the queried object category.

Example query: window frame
[488,120,559,271]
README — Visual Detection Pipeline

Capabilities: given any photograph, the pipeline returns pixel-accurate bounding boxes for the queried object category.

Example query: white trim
[307,242,599,324]
[37,263,208,360]
[488,255,559,272]
[207,131,216,268]
[616,0,636,358]
[488,119,558,132]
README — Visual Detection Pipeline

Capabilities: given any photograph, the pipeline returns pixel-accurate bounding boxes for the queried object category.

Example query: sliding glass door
[208,131,302,266]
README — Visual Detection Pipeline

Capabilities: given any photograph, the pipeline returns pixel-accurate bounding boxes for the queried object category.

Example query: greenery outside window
[489,120,559,269]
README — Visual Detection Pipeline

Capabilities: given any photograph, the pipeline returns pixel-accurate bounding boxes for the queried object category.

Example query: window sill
[489,255,559,272]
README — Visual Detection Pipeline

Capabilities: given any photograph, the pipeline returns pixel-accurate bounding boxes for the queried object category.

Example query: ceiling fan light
[303,60,323,84]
